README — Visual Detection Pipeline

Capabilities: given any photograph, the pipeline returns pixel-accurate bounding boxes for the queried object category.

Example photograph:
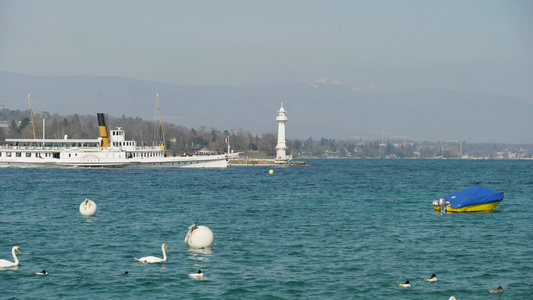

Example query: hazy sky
[1,0,532,102]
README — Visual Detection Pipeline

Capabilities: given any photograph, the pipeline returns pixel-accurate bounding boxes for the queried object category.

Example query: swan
[134,244,168,263]
[397,280,411,288]
[35,270,47,275]
[0,246,21,268]
[449,295,459,300]
[79,198,98,216]
[188,270,204,279]
[488,286,503,293]
[423,273,437,282]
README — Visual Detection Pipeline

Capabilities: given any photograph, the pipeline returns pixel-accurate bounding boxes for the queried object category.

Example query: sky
[0,0,532,144]
[1,0,532,100]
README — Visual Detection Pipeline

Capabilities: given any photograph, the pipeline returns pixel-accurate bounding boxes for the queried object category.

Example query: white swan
[0,246,21,268]
[135,244,168,263]
[449,295,459,300]
[188,270,204,279]
[79,198,98,216]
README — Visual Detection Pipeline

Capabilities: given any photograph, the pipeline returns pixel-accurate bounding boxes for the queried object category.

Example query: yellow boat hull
[433,201,501,213]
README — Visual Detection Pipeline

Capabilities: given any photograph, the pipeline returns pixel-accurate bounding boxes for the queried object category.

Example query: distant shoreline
[230,157,533,165]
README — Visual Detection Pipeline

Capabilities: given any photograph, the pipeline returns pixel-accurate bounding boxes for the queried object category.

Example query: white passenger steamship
[0,113,230,168]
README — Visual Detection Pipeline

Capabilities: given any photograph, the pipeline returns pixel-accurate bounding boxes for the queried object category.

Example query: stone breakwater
[228,159,309,166]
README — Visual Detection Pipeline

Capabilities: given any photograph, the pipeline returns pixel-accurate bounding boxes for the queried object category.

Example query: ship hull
[0,155,228,169]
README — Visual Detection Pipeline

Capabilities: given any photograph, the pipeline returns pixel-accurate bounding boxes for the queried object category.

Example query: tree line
[0,109,283,156]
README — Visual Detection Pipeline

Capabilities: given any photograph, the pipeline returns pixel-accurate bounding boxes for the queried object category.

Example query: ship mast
[27,92,37,139]
[157,93,167,155]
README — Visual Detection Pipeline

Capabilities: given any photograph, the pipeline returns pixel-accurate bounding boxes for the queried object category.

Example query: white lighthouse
[275,103,292,162]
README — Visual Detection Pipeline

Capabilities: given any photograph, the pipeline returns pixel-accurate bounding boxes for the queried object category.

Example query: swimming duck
[188,270,204,279]
[134,243,168,263]
[449,295,459,300]
[488,286,503,293]
[397,280,411,288]
[35,270,47,275]
[423,273,437,282]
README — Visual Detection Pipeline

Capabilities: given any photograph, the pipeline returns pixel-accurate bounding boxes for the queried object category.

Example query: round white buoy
[184,223,214,248]
[79,198,97,216]
[269,170,274,175]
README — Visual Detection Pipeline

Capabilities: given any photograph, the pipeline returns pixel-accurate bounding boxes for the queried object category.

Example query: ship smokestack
[97,113,110,148]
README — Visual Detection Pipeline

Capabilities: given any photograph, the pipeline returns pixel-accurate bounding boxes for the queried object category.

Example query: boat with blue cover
[433,186,504,213]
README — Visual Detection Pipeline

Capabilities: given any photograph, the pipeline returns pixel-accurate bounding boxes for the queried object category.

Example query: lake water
[1,159,531,299]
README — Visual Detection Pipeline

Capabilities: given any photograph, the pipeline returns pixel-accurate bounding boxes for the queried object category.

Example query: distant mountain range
[1,71,531,143]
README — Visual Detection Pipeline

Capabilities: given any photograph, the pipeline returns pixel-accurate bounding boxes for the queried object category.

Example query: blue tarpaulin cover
[442,186,504,208]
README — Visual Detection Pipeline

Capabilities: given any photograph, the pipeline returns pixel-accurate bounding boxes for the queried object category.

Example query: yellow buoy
[269,170,274,175]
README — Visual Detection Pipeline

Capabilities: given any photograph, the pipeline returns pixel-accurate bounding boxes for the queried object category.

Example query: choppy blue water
[1,159,532,299]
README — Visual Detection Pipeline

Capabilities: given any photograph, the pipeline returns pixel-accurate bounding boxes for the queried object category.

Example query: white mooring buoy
[184,222,214,248]
[79,198,98,216]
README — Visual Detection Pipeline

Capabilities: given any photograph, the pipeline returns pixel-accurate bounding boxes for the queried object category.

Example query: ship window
[26,153,31,157]
[16,152,22,157]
